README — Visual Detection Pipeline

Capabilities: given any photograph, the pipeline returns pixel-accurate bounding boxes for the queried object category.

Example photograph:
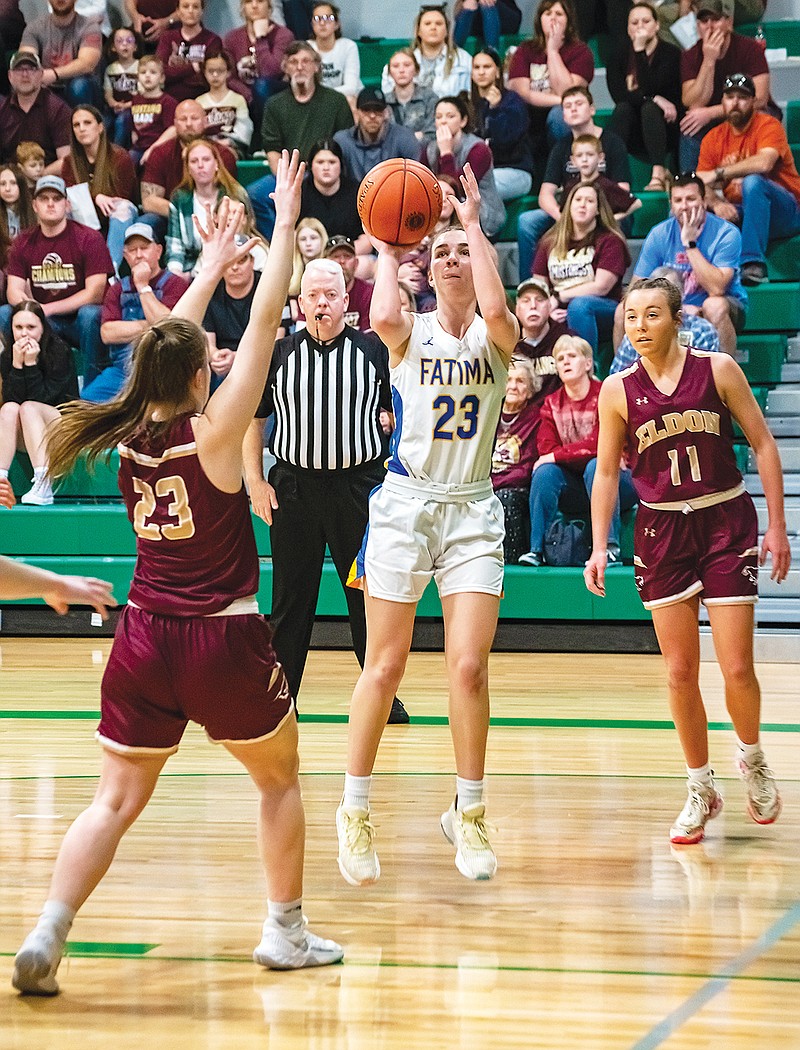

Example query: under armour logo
[635,397,649,405]
[644,527,656,537]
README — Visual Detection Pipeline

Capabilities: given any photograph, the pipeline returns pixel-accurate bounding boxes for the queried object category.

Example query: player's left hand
[584,551,607,596]
[449,163,482,229]
[41,576,117,619]
[760,524,791,583]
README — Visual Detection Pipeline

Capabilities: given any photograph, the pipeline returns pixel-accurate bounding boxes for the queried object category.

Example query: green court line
[0,948,797,983]
[65,941,158,956]
[2,711,798,732]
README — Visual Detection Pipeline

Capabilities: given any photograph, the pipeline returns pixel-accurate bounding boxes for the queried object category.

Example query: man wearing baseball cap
[697,73,800,285]
[0,50,72,168]
[334,86,420,183]
[513,277,574,405]
[679,0,779,170]
[0,175,113,383]
[83,224,188,402]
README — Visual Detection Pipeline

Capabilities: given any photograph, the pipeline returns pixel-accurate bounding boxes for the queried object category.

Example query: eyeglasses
[115,35,137,43]
[312,13,337,21]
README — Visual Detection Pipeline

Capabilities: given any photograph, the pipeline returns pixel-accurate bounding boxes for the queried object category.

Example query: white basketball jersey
[387,312,508,484]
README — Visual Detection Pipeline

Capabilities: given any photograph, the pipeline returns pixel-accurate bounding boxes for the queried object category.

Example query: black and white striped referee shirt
[255,325,392,471]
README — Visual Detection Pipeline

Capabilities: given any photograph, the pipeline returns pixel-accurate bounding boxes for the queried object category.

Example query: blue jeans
[106,201,139,276]
[60,75,101,109]
[566,295,619,352]
[517,208,555,281]
[494,167,533,201]
[248,173,277,241]
[81,343,131,402]
[454,5,501,46]
[528,458,636,553]
[737,174,800,265]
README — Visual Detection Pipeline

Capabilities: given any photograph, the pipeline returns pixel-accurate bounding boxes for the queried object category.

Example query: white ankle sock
[455,777,484,811]
[687,762,713,785]
[33,467,47,481]
[0,468,8,480]
[39,900,76,942]
[343,773,371,811]
[737,738,763,765]
[267,898,303,928]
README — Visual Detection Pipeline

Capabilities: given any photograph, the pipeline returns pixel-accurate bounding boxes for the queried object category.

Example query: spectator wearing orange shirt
[698,73,800,286]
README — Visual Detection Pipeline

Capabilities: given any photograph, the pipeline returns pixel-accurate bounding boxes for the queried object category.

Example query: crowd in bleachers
[0,0,798,559]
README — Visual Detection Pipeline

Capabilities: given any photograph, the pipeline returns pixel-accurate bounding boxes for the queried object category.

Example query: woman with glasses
[453,0,522,49]
[104,27,141,147]
[469,46,532,201]
[507,0,594,146]
[307,2,361,111]
[383,5,471,100]
[607,2,682,192]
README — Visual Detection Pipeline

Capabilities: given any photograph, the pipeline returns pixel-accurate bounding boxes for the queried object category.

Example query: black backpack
[543,518,591,567]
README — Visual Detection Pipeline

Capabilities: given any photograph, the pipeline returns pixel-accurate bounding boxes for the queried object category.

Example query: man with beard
[697,73,800,287]
[247,41,353,238]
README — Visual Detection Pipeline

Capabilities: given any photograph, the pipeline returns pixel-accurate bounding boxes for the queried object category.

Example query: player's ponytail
[47,317,209,480]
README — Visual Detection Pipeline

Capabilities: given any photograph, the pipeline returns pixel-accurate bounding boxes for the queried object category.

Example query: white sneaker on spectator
[253,916,343,970]
[20,475,54,506]
[441,802,497,880]
[670,779,723,845]
[737,754,782,825]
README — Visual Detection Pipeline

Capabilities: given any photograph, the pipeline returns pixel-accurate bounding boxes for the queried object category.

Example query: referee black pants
[267,459,385,703]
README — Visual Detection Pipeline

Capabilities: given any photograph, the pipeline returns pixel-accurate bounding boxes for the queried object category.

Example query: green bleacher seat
[494,193,538,241]
[236,159,270,187]
[630,192,669,238]
[742,282,800,332]
[4,551,650,620]
[356,38,406,84]
[766,234,800,282]
[738,20,800,55]
[737,333,787,385]
[9,451,121,500]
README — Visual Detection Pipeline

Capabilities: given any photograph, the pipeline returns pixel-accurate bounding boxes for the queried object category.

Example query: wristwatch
[687,240,698,250]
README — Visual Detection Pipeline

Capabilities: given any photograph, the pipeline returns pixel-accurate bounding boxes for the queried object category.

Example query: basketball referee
[243,257,409,723]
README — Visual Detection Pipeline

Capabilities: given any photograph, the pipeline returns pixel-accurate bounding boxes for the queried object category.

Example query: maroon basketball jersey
[622,349,742,505]
[118,414,259,616]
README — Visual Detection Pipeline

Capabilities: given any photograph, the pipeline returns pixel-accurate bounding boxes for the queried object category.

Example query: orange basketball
[358,159,444,247]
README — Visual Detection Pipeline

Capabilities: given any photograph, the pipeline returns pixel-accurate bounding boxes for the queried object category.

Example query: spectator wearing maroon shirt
[60,105,139,274]
[507,0,594,147]
[224,0,295,141]
[19,0,103,109]
[125,0,180,46]
[533,181,630,352]
[679,0,779,171]
[140,98,237,232]
[129,55,179,166]
[155,0,223,103]
[85,223,188,402]
[0,175,113,383]
[0,52,72,171]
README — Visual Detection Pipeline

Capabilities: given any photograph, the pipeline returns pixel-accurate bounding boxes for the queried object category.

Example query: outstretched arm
[448,164,519,363]
[0,557,116,619]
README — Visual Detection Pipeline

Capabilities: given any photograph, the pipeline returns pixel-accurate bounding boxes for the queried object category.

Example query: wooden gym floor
[1,639,798,1049]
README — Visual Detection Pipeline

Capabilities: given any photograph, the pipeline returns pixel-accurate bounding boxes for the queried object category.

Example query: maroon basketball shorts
[633,492,759,610]
[97,605,294,753]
